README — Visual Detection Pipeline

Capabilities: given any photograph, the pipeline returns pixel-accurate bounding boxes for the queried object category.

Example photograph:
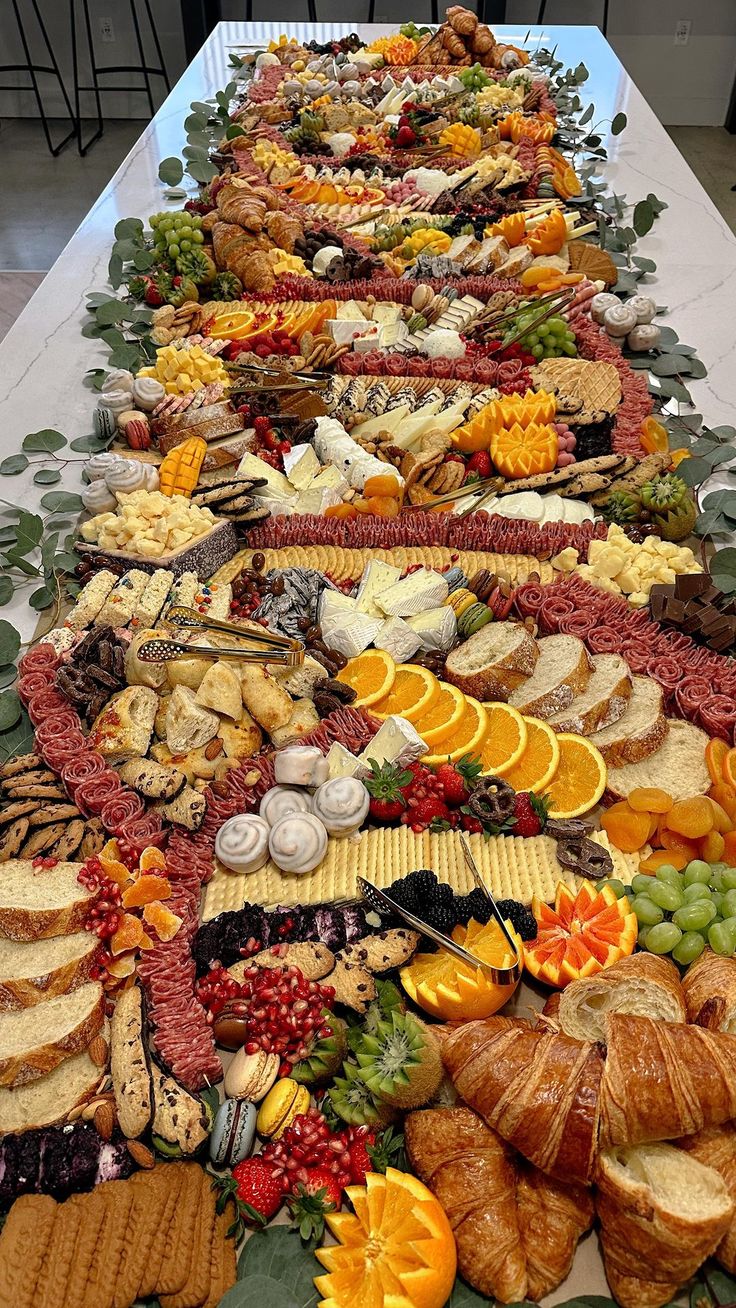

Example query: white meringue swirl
[86,452,123,482]
[215,814,270,875]
[82,480,117,514]
[132,376,166,410]
[98,388,133,414]
[101,368,135,395]
[311,776,369,837]
[259,785,312,827]
[268,812,328,874]
[106,459,154,495]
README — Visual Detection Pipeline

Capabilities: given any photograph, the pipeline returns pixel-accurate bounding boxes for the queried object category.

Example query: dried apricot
[628,787,673,814]
[706,738,730,785]
[659,829,701,860]
[700,829,726,862]
[723,747,736,790]
[600,803,652,853]
[665,797,715,839]
[139,846,166,872]
[143,901,183,942]
[646,812,660,842]
[365,495,401,518]
[324,503,357,519]
[708,798,734,835]
[363,474,402,498]
[110,913,144,956]
[122,875,172,909]
[638,849,688,874]
[709,782,736,824]
[723,830,736,866]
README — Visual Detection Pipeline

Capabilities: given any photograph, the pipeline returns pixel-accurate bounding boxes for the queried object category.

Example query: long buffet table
[0,27,734,627]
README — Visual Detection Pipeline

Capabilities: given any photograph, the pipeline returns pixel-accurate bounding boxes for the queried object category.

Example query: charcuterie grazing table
[2,16,736,1308]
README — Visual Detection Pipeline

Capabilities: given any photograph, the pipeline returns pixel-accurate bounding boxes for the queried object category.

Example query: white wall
[1,0,735,125]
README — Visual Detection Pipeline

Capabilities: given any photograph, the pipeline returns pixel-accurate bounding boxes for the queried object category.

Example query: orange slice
[543,733,607,819]
[707,737,731,785]
[526,879,637,988]
[372,665,439,723]
[479,702,528,776]
[422,697,488,766]
[315,1168,457,1308]
[400,917,523,1020]
[501,715,560,793]
[336,649,396,707]
[413,682,466,746]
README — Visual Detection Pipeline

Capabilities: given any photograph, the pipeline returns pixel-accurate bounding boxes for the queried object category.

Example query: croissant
[216,183,267,232]
[595,1141,734,1308]
[599,1013,736,1148]
[264,210,303,254]
[405,1106,593,1305]
[541,952,686,1043]
[682,947,736,1030]
[212,223,270,284]
[677,1125,736,1272]
[440,1016,602,1183]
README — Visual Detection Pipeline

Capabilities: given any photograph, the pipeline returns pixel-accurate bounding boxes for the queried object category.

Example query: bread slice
[589,675,667,767]
[548,654,632,736]
[508,635,592,719]
[606,719,711,803]
[0,981,104,1088]
[550,954,686,1044]
[444,621,538,701]
[0,861,93,941]
[0,932,99,1011]
[0,1024,107,1134]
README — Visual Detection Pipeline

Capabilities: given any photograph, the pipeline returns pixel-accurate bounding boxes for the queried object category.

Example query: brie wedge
[406,605,457,651]
[358,715,427,770]
[355,560,402,617]
[283,443,320,491]
[326,741,369,780]
[236,452,294,501]
[319,591,382,659]
[377,568,449,618]
[374,617,422,663]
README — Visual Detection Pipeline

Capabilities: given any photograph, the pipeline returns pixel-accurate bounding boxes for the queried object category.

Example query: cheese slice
[388,400,444,452]
[374,617,422,663]
[351,405,410,442]
[355,560,402,617]
[283,443,320,491]
[406,605,457,651]
[378,568,449,618]
[326,741,369,780]
[358,715,427,770]
[237,452,294,501]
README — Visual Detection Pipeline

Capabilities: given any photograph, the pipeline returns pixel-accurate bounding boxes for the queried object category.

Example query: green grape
[637,925,651,948]
[646,881,684,913]
[526,334,539,348]
[646,921,682,955]
[179,239,192,252]
[720,868,736,890]
[721,889,736,918]
[536,323,550,337]
[672,931,706,966]
[709,920,734,955]
[684,860,712,884]
[149,214,160,228]
[632,895,663,926]
[711,871,725,892]
[604,878,627,899]
[160,216,174,232]
[682,882,714,903]
[531,344,544,359]
[672,900,717,932]
[168,243,180,258]
[712,892,725,914]
[631,874,654,896]
[192,229,205,244]
[561,341,578,356]
[655,865,683,889]
[180,225,193,239]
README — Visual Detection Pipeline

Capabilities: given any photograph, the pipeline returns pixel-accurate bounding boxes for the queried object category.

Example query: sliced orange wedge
[401,916,523,1020]
[412,682,466,745]
[422,697,488,766]
[501,715,560,794]
[543,733,607,819]
[479,702,528,776]
[336,649,396,707]
[372,665,439,722]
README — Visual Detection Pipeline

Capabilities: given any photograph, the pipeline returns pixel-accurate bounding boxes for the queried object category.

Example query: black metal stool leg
[602,0,609,35]
[72,0,170,154]
[1,0,77,156]
[537,0,547,21]
[431,0,439,24]
[368,0,376,22]
[130,0,156,118]
[72,0,104,155]
[307,0,317,21]
[143,0,172,91]
[245,0,253,20]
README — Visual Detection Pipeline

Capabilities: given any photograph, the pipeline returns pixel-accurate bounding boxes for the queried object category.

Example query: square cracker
[160,1170,217,1308]
[0,1193,57,1308]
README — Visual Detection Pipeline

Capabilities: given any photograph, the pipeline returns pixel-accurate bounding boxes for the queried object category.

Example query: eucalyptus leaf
[703,1267,736,1298]
[114,217,143,241]
[4,552,39,576]
[647,192,668,215]
[22,429,66,454]
[0,454,29,475]
[0,663,16,686]
[221,1276,299,1308]
[100,328,127,350]
[702,490,736,510]
[183,143,209,161]
[632,256,656,272]
[0,620,19,666]
[610,111,627,134]
[651,355,692,378]
[687,357,708,380]
[710,548,736,593]
[86,292,117,308]
[29,585,56,611]
[237,1226,319,1307]
[158,156,184,186]
[164,188,188,200]
[710,425,736,441]
[13,512,44,555]
[54,551,81,573]
[187,158,218,185]
[40,492,84,514]
[691,1282,713,1308]
[695,511,728,536]
[84,369,107,392]
[33,469,62,486]
[705,446,734,468]
[675,456,710,487]
[70,433,114,453]
[184,111,209,132]
[632,200,654,237]
[96,300,127,326]
[133,249,156,272]
[0,690,21,732]
[108,345,143,371]
[225,124,246,139]
[113,238,138,262]
[578,103,594,125]
[81,321,104,339]
[446,1279,495,1306]
[0,709,34,763]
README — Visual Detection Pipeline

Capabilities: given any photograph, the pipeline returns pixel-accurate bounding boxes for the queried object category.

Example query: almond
[127,1140,155,1169]
[94,1101,116,1141]
[88,1035,109,1068]
[205,738,223,760]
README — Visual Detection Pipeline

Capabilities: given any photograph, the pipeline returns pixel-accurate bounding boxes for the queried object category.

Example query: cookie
[0,752,42,780]
[27,804,81,827]
[1,768,57,790]
[48,819,86,860]
[203,1202,238,1308]
[0,801,37,823]
[64,1189,110,1306]
[161,1169,217,1308]
[19,822,69,857]
[0,817,30,861]
[115,1168,171,1306]
[82,1179,134,1308]
[34,1201,83,1308]
[156,1163,203,1296]
[0,1193,57,1308]
[137,1164,187,1298]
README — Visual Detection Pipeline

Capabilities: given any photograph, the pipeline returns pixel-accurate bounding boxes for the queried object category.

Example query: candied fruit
[139,846,167,872]
[110,913,144,956]
[143,900,183,942]
[122,874,172,909]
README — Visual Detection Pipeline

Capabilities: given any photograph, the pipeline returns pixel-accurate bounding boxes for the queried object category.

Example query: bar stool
[242,0,317,16]
[0,0,76,156]
[367,0,482,27]
[536,0,609,35]
[69,0,172,155]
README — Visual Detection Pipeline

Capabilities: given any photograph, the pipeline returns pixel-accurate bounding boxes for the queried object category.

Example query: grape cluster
[502,306,578,360]
[628,861,736,965]
[459,62,491,91]
[149,210,205,261]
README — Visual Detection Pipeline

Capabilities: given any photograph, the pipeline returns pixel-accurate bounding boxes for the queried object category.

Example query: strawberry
[403,796,451,832]
[466,450,492,478]
[435,754,483,808]
[287,1167,341,1241]
[395,125,417,148]
[216,1157,284,1234]
[460,810,484,834]
[347,1129,375,1184]
[144,282,164,307]
[510,791,550,837]
[364,761,411,823]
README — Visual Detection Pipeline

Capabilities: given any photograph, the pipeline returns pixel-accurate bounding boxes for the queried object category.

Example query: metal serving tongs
[400,474,503,516]
[357,835,521,985]
[136,606,305,667]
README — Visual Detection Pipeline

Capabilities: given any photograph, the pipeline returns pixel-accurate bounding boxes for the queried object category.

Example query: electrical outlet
[99,15,115,42]
[674,20,691,45]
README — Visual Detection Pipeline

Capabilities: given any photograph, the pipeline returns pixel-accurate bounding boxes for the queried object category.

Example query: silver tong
[358,835,522,985]
[136,605,305,666]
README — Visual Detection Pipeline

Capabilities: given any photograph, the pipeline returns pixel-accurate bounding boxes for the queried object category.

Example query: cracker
[161,1169,216,1308]
[157,1163,204,1297]
[114,1170,171,1306]
[0,1193,56,1308]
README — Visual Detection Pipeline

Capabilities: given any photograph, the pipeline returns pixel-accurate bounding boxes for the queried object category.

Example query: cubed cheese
[406,605,457,651]
[378,569,449,618]
[358,715,427,770]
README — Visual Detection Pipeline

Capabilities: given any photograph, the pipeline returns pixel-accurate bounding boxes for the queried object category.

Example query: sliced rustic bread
[0,861,92,941]
[0,1023,107,1134]
[606,719,711,803]
[508,634,592,719]
[0,932,99,1011]
[589,675,667,767]
[548,654,632,736]
[0,981,104,1088]
[444,621,538,701]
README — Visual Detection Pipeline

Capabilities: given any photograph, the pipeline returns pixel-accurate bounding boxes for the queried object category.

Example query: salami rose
[18,672,53,706]
[74,771,123,817]
[619,642,651,674]
[699,696,736,741]
[512,584,545,619]
[18,645,58,675]
[34,711,80,745]
[62,752,108,798]
[558,612,596,638]
[101,791,145,833]
[539,596,575,633]
[40,730,87,770]
[27,687,68,721]
[119,811,165,856]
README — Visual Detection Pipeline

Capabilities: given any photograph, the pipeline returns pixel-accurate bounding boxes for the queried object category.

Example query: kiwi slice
[355,1011,442,1110]
[328,1060,397,1128]
[291,1011,348,1086]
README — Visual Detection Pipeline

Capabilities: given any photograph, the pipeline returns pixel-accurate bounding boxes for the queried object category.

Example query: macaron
[209,1098,257,1169]
[256,1078,310,1139]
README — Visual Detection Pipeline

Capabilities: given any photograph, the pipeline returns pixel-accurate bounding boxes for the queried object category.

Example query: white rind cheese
[358,715,427,769]
[326,741,369,780]
[283,443,320,491]
[406,605,457,651]
[377,568,449,618]
[355,560,402,617]
[374,617,422,663]
[237,452,295,501]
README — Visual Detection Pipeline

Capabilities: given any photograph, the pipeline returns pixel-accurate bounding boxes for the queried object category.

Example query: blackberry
[450,894,473,926]
[463,887,494,925]
[422,903,457,935]
[434,881,455,908]
[496,898,538,942]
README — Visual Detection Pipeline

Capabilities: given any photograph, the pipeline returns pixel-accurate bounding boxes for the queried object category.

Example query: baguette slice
[0,861,93,942]
[0,981,104,1088]
[0,1023,107,1134]
[606,719,711,803]
[444,621,538,701]
[548,653,631,736]
[508,635,592,719]
[0,932,99,1011]
[588,674,666,767]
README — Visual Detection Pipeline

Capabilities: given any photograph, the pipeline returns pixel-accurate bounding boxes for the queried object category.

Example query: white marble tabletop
[0,21,734,653]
